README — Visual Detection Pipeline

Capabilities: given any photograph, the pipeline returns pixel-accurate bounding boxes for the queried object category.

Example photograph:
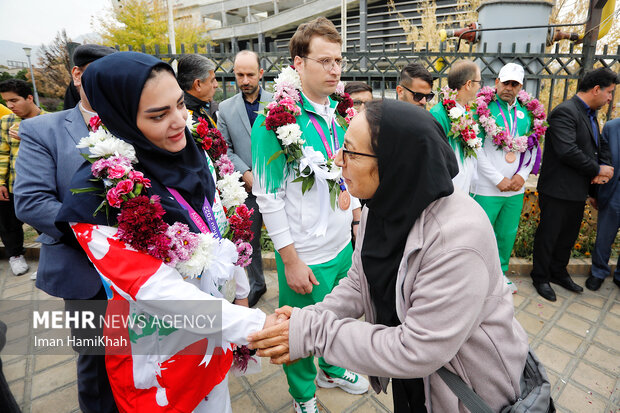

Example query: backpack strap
[437,367,495,413]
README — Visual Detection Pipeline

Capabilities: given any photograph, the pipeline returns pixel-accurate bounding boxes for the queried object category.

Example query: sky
[0,0,110,45]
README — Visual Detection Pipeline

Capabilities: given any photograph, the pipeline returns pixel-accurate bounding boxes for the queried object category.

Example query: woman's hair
[364,99,383,155]
[147,63,175,82]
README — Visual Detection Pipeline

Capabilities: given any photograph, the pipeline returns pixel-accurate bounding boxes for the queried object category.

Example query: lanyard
[307,113,340,158]
[496,101,518,139]
[166,187,222,239]
[307,112,347,191]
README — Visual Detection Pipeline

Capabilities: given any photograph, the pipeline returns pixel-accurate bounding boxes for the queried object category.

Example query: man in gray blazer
[14,45,118,413]
[219,50,273,307]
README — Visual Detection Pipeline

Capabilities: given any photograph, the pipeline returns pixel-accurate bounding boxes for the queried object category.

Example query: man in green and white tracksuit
[471,63,538,293]
[430,59,482,192]
[251,17,368,413]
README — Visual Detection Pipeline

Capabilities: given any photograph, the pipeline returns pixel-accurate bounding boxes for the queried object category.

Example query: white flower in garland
[216,171,247,209]
[89,136,137,162]
[77,127,112,149]
[185,109,195,130]
[176,233,217,278]
[275,66,302,91]
[448,106,465,119]
[276,123,304,146]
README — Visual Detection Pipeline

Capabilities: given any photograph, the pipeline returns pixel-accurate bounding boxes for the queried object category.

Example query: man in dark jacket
[531,68,617,301]
[586,118,620,291]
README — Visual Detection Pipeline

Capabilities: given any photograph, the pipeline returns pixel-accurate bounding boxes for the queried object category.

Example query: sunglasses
[399,84,435,102]
[501,80,521,87]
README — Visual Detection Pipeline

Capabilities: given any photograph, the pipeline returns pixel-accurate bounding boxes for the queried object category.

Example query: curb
[7,246,616,277]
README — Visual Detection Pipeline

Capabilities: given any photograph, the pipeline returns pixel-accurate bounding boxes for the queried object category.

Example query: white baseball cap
[498,63,524,84]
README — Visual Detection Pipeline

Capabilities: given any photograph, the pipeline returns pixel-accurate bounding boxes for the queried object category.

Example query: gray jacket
[14,106,102,299]
[218,89,273,174]
[290,190,529,412]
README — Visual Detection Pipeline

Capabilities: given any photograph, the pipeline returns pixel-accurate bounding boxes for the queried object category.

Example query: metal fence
[142,42,620,117]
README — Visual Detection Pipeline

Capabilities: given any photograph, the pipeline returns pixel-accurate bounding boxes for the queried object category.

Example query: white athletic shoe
[9,255,28,276]
[30,271,37,281]
[293,396,319,413]
[316,369,369,395]
[504,274,518,294]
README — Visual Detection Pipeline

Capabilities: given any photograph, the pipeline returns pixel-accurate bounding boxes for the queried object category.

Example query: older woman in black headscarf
[249,99,531,412]
[56,52,273,413]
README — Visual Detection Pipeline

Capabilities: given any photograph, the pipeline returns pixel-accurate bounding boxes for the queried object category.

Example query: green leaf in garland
[267,150,284,165]
[71,187,101,194]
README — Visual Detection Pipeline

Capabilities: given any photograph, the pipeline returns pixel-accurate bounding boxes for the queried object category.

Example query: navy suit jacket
[599,118,620,209]
[14,105,102,299]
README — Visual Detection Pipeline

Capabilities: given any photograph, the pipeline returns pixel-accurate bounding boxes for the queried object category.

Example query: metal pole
[341,0,347,52]
[360,0,367,70]
[581,0,607,75]
[22,48,39,107]
[167,0,177,55]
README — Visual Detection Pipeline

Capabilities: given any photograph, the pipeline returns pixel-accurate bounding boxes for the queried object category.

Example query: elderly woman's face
[136,70,188,153]
[335,112,379,200]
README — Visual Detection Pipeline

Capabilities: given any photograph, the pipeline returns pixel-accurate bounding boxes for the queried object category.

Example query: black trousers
[393,377,427,413]
[64,288,118,413]
[531,193,585,284]
[244,193,265,293]
[0,195,24,258]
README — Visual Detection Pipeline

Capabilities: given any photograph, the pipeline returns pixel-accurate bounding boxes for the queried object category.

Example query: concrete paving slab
[0,259,618,413]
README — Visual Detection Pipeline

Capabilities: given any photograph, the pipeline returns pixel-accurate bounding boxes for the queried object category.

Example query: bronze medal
[505,152,516,163]
[338,190,351,210]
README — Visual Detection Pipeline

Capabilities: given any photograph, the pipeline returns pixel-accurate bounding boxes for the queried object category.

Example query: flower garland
[439,86,482,159]
[187,115,254,267]
[73,117,253,277]
[262,66,356,204]
[475,86,548,154]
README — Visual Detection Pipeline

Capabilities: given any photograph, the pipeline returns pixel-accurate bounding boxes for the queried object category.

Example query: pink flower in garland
[336,93,354,117]
[89,115,102,131]
[166,222,199,262]
[115,179,134,195]
[91,158,110,177]
[215,154,235,176]
[107,164,128,179]
[106,187,122,208]
[128,170,151,188]
[235,241,253,267]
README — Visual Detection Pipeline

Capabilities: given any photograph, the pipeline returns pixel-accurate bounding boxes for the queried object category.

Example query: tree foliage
[35,29,72,99]
[95,0,210,52]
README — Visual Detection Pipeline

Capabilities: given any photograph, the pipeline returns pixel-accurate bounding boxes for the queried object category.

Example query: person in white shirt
[430,59,482,192]
[471,63,538,293]
[250,17,368,413]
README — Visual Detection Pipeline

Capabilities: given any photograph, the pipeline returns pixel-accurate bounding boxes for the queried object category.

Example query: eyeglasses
[501,80,521,87]
[341,145,378,161]
[302,56,348,72]
[399,84,435,102]
[471,79,482,83]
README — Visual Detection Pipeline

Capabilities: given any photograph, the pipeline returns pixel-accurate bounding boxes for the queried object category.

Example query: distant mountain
[0,40,41,68]
[0,33,104,70]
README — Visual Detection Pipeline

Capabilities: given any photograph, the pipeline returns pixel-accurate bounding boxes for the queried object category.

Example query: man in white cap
[471,63,539,293]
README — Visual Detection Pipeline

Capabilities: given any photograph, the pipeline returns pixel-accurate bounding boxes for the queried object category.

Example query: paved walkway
[1,260,618,412]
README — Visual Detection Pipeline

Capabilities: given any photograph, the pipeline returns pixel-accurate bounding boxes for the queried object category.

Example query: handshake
[247,306,295,365]
[591,165,615,185]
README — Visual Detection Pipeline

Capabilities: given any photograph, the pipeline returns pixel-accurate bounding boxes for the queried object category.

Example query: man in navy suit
[14,44,118,413]
[218,50,273,307]
[587,118,620,291]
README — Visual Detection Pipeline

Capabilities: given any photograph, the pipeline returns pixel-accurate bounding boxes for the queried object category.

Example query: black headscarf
[361,99,459,326]
[57,52,215,231]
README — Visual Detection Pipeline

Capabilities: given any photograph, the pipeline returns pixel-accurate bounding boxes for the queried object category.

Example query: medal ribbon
[307,113,347,191]
[166,187,222,239]
[496,101,518,140]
